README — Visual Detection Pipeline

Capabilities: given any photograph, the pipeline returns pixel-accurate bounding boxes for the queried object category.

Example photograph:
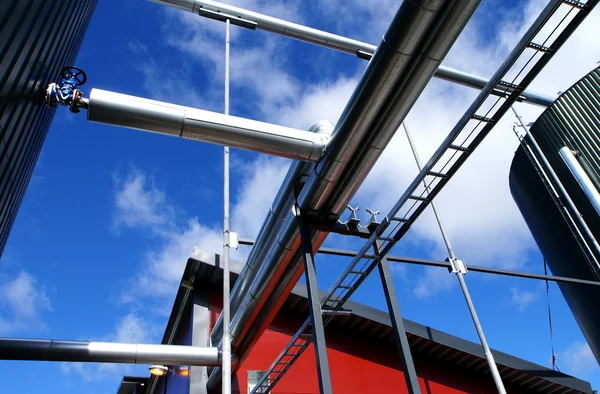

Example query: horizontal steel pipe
[0,338,221,366]
[87,89,329,161]
[208,0,486,389]
[150,0,555,107]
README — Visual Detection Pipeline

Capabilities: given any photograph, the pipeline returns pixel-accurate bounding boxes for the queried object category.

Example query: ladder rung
[448,144,472,152]
[349,270,367,274]
[427,171,449,179]
[337,285,354,289]
[527,42,554,53]
[562,0,587,9]
[376,236,396,242]
[471,114,496,124]
[497,80,521,90]
[408,195,430,202]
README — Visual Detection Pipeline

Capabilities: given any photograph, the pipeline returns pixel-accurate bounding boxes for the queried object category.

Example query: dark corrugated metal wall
[0,0,97,256]
[509,67,600,363]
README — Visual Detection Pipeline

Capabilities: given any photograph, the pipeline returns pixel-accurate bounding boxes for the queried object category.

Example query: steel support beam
[236,239,600,287]
[149,0,556,107]
[297,207,333,394]
[0,338,221,366]
[376,243,421,394]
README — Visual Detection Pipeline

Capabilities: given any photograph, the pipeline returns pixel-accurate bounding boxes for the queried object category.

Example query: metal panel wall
[509,67,600,362]
[0,0,97,256]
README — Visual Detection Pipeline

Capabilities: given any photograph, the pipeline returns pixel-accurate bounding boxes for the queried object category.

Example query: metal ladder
[250,1,597,392]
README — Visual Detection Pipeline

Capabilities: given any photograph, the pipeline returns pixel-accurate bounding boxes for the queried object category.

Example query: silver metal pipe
[403,123,506,394]
[86,89,329,162]
[149,0,555,107]
[0,338,221,366]
[559,146,600,217]
[222,17,232,394]
[209,120,333,345]
[208,0,482,388]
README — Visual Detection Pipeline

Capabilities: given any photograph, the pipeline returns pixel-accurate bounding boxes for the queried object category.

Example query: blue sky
[1,0,599,392]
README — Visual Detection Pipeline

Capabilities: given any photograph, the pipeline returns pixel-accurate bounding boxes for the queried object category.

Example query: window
[247,370,269,393]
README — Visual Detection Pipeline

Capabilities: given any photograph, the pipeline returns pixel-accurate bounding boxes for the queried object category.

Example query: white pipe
[559,147,600,217]
[222,17,232,394]
[148,0,555,107]
[86,89,329,162]
[0,338,221,366]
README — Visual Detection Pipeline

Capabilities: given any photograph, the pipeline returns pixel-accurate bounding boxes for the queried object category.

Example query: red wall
[209,292,503,394]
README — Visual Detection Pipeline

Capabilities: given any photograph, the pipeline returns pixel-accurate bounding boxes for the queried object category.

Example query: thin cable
[544,259,561,372]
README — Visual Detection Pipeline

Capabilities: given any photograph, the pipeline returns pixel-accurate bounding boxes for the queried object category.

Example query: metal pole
[375,243,421,394]
[559,147,600,217]
[297,207,333,394]
[237,238,600,287]
[402,123,507,394]
[222,18,232,394]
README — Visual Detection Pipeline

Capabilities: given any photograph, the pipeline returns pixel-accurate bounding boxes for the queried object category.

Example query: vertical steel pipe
[222,17,232,394]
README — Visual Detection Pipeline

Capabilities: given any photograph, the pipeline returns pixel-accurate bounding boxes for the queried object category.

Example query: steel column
[222,17,232,394]
[297,206,332,394]
[376,243,421,394]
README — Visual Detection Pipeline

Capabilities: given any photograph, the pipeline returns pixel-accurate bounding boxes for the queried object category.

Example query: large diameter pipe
[149,0,555,108]
[559,146,600,217]
[209,0,481,389]
[86,89,329,162]
[0,338,221,366]
[210,120,334,345]
[211,0,446,347]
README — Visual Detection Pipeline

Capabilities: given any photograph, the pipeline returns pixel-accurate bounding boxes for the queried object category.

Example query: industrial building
[0,0,97,256]
[116,250,594,394]
[510,67,600,363]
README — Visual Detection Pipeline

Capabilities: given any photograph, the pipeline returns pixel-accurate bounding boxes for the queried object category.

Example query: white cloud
[509,287,538,311]
[114,157,289,301]
[557,341,598,378]
[113,170,174,234]
[0,271,52,334]
[414,268,454,299]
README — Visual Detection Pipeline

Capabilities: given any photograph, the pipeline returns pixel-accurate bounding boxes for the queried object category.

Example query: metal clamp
[365,208,380,231]
[446,257,468,274]
[341,205,361,227]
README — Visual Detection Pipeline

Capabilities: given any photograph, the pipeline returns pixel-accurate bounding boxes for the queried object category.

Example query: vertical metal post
[296,206,333,394]
[222,18,232,394]
[403,123,507,394]
[375,242,421,394]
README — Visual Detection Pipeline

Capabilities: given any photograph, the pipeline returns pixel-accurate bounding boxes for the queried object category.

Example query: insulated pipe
[210,120,334,345]
[211,0,447,347]
[0,338,221,366]
[86,89,329,162]
[209,0,485,389]
[559,147,600,217]
[149,0,555,108]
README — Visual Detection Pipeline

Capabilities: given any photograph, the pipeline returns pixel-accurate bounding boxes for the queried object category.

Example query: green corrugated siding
[509,66,600,363]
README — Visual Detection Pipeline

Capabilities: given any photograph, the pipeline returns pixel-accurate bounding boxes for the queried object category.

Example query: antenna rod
[403,122,507,394]
[222,18,232,394]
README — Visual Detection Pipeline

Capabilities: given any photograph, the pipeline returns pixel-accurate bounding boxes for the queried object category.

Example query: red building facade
[117,251,593,394]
